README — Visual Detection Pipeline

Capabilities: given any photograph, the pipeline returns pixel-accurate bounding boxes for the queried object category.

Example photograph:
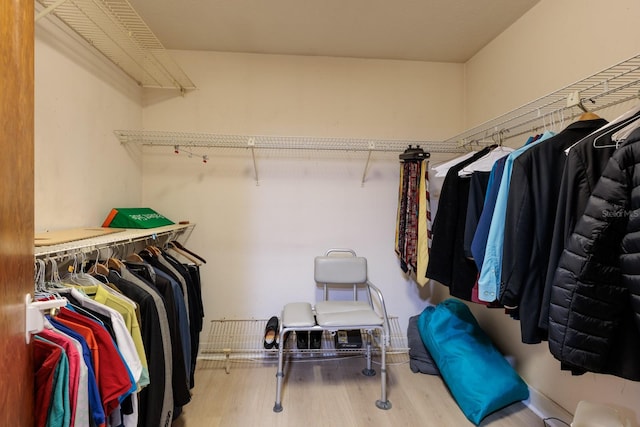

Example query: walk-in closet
[3,0,640,426]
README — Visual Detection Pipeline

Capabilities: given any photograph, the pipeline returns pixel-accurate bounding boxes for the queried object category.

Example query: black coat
[549,128,640,380]
[426,147,493,300]
[541,109,640,333]
[499,118,607,344]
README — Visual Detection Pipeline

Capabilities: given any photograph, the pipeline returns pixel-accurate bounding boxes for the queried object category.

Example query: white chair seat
[316,309,383,327]
[282,302,315,328]
[315,300,371,314]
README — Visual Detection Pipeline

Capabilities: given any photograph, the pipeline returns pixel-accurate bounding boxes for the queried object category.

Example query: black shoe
[264,316,279,349]
[296,331,309,349]
[310,330,322,349]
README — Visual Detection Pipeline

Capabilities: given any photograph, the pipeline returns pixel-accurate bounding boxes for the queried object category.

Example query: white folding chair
[273,248,392,412]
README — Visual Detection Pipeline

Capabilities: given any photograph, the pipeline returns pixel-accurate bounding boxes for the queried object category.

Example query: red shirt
[57,307,133,416]
[34,339,63,427]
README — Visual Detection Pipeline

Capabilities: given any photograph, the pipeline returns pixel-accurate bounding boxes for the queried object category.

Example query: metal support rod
[35,0,69,22]
[361,142,374,187]
[248,138,259,186]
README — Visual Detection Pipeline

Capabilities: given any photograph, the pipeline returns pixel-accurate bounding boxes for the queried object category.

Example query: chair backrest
[314,255,367,284]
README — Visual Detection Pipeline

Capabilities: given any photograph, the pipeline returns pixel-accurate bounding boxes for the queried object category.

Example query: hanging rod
[35,0,196,92]
[34,223,195,259]
[447,53,640,147]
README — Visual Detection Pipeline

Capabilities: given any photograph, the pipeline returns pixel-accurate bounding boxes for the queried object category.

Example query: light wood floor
[172,354,544,427]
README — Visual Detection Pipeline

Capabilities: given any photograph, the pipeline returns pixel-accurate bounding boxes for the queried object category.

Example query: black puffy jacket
[549,128,640,381]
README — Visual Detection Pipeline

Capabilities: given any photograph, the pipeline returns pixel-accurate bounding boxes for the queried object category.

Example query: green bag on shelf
[102,208,174,229]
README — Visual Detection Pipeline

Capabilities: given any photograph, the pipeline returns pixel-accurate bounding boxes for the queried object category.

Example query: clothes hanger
[169,241,208,264]
[107,257,126,272]
[611,117,640,144]
[166,242,203,265]
[144,245,162,257]
[34,258,46,292]
[563,102,640,154]
[88,261,110,276]
[578,111,601,121]
[458,137,509,177]
[592,115,640,148]
[458,148,512,176]
[45,257,64,289]
[433,151,478,177]
[60,254,82,285]
[576,99,601,121]
[75,252,102,285]
[125,252,145,263]
[86,249,111,279]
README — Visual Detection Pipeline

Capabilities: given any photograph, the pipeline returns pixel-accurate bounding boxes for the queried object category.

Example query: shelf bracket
[248,138,259,186]
[361,142,375,187]
[567,90,589,112]
[25,293,68,343]
[35,0,69,22]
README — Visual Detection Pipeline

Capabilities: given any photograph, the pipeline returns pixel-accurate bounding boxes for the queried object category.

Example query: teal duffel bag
[417,298,529,425]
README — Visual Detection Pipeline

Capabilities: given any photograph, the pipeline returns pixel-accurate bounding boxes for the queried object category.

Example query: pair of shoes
[296,331,308,349]
[310,330,322,349]
[264,316,279,349]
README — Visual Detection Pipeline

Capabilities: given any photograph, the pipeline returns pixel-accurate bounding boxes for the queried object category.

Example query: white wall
[141,51,465,339]
[465,0,640,128]
[34,16,145,232]
[463,0,640,422]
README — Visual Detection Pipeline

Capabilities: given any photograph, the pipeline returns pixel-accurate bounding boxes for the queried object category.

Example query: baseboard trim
[524,386,573,426]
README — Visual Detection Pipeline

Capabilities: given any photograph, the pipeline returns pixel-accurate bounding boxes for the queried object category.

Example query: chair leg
[375,332,391,410]
[362,332,376,377]
[273,334,285,412]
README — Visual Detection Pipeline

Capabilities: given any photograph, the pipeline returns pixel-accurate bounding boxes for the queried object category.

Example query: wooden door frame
[0,0,35,425]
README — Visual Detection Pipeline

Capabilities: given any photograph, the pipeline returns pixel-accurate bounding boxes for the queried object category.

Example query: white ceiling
[128,0,540,63]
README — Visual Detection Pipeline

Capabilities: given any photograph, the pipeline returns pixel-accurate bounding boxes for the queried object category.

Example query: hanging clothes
[477,132,555,303]
[160,245,205,388]
[106,268,175,427]
[396,160,420,272]
[470,154,510,271]
[416,161,432,285]
[33,336,69,427]
[181,262,205,388]
[460,146,515,259]
[37,328,83,427]
[432,151,478,177]
[498,118,608,344]
[125,257,192,412]
[59,287,144,427]
[548,128,640,381]
[540,105,640,333]
[55,306,135,418]
[458,146,514,177]
[462,171,491,259]
[395,147,431,286]
[426,146,494,300]
[46,314,105,427]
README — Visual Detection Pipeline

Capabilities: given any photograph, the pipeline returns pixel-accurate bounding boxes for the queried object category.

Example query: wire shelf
[447,53,640,147]
[34,223,194,258]
[199,317,409,363]
[114,130,466,154]
[35,0,195,91]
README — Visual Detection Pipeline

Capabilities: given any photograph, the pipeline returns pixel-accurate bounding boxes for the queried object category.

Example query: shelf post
[361,142,375,187]
[248,138,259,186]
